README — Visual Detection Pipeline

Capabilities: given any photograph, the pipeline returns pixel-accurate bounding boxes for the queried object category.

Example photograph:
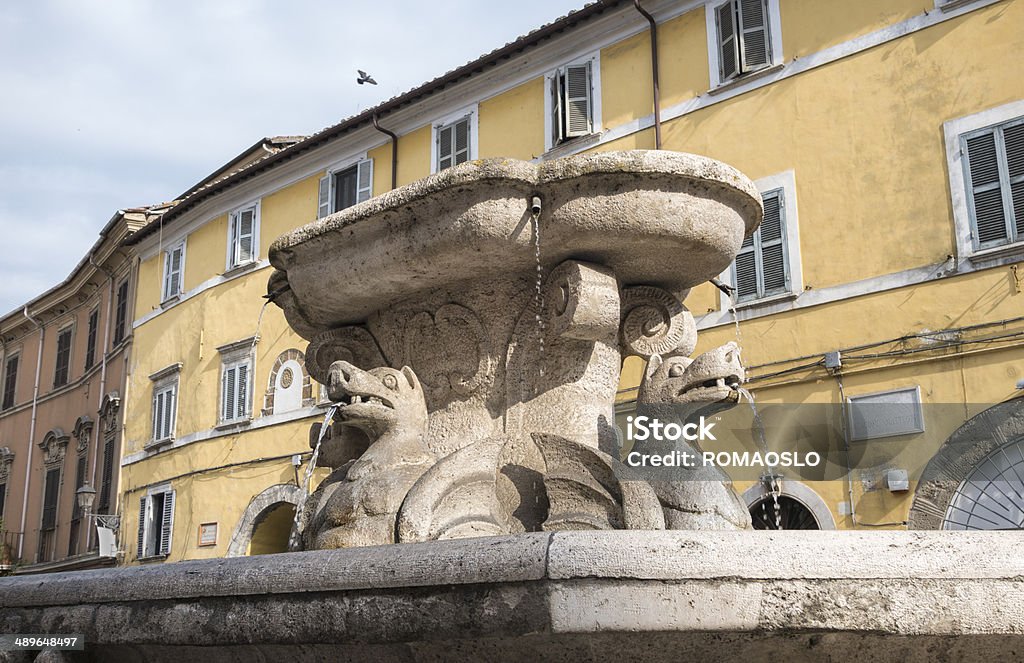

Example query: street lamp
[76,484,96,515]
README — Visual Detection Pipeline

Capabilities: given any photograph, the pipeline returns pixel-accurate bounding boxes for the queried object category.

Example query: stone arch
[908,397,1024,530]
[742,479,836,530]
[226,484,303,557]
[262,349,313,416]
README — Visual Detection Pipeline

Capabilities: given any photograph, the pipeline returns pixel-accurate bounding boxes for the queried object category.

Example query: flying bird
[356,70,377,85]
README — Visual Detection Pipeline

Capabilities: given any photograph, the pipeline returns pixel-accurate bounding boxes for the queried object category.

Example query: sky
[0,0,585,315]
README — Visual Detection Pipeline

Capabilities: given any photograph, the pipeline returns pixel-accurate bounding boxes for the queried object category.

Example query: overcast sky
[0,0,585,315]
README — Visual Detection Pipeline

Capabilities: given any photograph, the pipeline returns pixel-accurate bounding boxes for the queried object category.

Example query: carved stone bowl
[268,150,762,339]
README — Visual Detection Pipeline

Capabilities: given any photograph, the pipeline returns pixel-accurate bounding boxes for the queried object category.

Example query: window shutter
[965,132,1009,245]
[453,118,470,166]
[137,496,147,558]
[551,73,564,145]
[1004,123,1024,237]
[716,1,739,81]
[759,190,788,294]
[223,366,236,422]
[100,439,113,511]
[356,159,373,203]
[438,125,453,170]
[164,388,175,439]
[318,175,331,218]
[564,63,593,138]
[159,491,174,556]
[737,0,771,73]
[153,390,164,440]
[237,209,255,263]
[236,363,249,420]
[735,244,758,299]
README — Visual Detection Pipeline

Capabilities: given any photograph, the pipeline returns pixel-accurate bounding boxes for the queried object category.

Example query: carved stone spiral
[620,286,697,359]
[305,326,386,384]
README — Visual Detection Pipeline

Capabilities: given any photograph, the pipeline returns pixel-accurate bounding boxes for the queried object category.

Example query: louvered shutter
[223,366,236,422]
[137,496,147,557]
[159,491,174,555]
[965,131,1009,246]
[453,118,470,166]
[153,390,164,440]
[737,0,771,73]
[564,63,593,138]
[163,247,181,300]
[164,387,175,439]
[236,363,249,419]
[99,438,113,511]
[438,125,454,171]
[551,73,564,144]
[318,175,331,218]
[759,189,788,295]
[356,159,373,203]
[1004,123,1024,238]
[236,209,255,264]
[716,1,739,81]
[735,235,758,299]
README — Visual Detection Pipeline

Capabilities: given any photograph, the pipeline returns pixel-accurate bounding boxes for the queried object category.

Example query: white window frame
[217,337,256,426]
[706,0,783,89]
[161,240,186,302]
[430,104,479,175]
[149,363,181,444]
[944,99,1024,263]
[319,153,374,218]
[137,482,175,559]
[543,52,602,154]
[226,201,261,271]
[718,170,802,309]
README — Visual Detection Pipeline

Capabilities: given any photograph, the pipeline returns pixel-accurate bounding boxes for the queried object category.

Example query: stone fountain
[1,151,1021,662]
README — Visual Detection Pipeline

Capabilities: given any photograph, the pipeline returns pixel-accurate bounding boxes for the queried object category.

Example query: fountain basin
[2,531,1020,661]
[269,151,762,338]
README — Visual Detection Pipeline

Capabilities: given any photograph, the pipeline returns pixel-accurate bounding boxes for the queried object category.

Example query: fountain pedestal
[2,531,1021,662]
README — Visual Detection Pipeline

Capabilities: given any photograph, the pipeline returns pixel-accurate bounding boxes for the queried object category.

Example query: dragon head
[638,342,744,407]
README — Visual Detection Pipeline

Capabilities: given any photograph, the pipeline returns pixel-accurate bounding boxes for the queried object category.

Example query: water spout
[289,404,339,550]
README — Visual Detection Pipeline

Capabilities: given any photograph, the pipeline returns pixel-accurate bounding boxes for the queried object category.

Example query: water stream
[531,207,545,383]
[288,405,339,550]
[738,388,782,530]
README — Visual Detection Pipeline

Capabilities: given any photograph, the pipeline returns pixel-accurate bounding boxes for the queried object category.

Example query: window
[712,0,775,84]
[39,467,60,562]
[68,454,87,556]
[549,61,595,147]
[85,308,98,370]
[98,437,114,514]
[0,482,6,521]
[217,337,255,425]
[149,366,180,444]
[318,160,372,219]
[2,354,17,410]
[720,171,802,306]
[53,326,73,388]
[162,241,184,301]
[437,116,471,171]
[228,203,259,268]
[220,360,251,424]
[961,118,1024,250]
[113,279,129,346]
[734,189,789,301]
[137,485,174,559]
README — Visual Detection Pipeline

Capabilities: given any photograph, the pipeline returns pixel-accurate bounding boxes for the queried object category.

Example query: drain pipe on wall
[633,0,662,149]
[17,306,45,559]
[373,113,399,190]
[87,253,117,551]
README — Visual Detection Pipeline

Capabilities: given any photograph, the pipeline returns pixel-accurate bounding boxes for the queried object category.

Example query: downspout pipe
[372,113,399,190]
[18,306,44,559]
[633,0,662,149]
[87,253,117,552]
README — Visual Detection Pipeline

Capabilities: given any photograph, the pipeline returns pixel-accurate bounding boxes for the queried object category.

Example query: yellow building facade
[119,0,1024,563]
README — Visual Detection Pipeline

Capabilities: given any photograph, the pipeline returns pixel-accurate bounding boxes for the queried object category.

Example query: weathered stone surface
[1,532,1022,662]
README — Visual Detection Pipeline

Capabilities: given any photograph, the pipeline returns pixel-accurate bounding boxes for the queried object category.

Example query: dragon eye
[668,364,685,378]
[382,374,399,390]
